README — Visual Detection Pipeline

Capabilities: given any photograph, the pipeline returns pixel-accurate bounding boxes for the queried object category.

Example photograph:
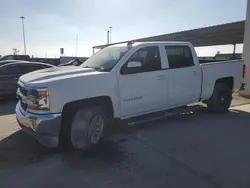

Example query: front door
[118,46,167,118]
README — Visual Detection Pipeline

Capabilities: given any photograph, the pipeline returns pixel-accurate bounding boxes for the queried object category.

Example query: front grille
[21,102,28,111]
[19,86,28,96]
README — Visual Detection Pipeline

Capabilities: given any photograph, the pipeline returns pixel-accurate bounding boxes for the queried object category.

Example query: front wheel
[206,83,232,113]
[70,107,104,150]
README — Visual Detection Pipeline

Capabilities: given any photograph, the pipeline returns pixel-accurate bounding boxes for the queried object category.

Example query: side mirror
[127,61,142,68]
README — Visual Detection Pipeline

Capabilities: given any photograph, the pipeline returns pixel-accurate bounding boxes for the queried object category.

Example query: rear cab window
[165,45,194,69]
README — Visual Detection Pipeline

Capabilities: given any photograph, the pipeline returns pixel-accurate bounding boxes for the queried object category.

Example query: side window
[20,65,43,74]
[121,46,161,74]
[0,65,21,75]
[165,46,194,69]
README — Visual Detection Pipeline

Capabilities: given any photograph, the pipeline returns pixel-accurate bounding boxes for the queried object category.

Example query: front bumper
[15,102,61,147]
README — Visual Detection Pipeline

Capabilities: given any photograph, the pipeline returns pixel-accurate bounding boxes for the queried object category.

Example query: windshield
[81,46,129,71]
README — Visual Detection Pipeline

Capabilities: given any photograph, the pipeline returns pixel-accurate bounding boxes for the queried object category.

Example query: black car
[0,55,31,61]
[0,60,24,67]
[0,61,55,99]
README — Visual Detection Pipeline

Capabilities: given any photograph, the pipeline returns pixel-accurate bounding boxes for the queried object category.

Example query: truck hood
[19,66,98,85]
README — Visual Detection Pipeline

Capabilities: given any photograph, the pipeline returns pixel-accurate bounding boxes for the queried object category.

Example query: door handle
[192,71,197,75]
[13,77,19,80]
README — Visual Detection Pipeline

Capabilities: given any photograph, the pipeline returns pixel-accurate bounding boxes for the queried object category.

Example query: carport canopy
[93,20,245,50]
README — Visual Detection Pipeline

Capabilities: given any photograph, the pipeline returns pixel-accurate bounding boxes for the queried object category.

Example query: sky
[0,0,247,57]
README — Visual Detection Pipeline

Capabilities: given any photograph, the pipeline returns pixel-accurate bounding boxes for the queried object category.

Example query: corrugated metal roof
[93,20,245,49]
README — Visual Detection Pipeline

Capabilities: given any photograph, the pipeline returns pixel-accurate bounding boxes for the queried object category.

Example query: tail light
[243,64,246,78]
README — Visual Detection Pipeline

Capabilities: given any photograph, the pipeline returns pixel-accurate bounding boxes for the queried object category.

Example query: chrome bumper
[15,102,61,147]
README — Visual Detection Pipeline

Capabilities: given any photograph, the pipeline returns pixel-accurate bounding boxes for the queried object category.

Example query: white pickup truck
[16,42,246,150]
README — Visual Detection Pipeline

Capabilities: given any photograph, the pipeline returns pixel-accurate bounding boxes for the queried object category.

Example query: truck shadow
[0,99,17,116]
[131,107,250,131]
[0,131,47,165]
[0,108,250,181]
[0,130,128,171]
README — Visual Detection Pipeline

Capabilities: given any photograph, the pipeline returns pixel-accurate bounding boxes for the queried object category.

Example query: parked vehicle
[32,58,60,66]
[58,59,84,66]
[0,61,55,99]
[16,41,245,150]
[0,60,21,67]
[0,55,31,61]
[59,56,88,65]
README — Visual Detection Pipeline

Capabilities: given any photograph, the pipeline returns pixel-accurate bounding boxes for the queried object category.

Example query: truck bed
[200,59,244,100]
[199,58,242,64]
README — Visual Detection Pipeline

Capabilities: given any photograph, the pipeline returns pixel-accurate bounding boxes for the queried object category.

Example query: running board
[126,105,202,126]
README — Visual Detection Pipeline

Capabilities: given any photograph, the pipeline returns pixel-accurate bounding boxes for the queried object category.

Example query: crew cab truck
[16,42,245,150]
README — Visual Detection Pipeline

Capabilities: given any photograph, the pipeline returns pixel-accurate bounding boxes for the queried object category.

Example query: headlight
[27,88,50,111]
[27,88,48,98]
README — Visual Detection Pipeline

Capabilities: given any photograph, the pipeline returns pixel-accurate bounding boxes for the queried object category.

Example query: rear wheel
[206,83,232,113]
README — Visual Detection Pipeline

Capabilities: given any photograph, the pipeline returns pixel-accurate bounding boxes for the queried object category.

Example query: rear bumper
[15,102,61,147]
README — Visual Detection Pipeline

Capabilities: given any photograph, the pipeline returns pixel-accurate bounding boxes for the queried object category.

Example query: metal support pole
[20,16,26,55]
[233,44,236,57]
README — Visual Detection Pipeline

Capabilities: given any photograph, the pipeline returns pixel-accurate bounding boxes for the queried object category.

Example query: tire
[206,83,232,113]
[60,106,104,150]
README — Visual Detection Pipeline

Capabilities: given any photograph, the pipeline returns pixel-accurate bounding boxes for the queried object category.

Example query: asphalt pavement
[0,96,250,188]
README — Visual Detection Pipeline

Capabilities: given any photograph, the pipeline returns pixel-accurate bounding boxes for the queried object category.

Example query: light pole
[107,30,110,44]
[109,26,112,44]
[20,16,26,55]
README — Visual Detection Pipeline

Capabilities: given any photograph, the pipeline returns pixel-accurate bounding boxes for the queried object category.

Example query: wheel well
[215,77,234,90]
[62,96,114,119]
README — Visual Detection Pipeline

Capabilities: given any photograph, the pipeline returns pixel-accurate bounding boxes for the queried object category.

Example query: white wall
[240,0,250,98]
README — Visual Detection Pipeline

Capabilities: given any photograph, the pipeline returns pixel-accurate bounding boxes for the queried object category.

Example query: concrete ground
[0,96,250,188]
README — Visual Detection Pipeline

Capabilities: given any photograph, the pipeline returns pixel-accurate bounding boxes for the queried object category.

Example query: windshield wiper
[82,65,90,68]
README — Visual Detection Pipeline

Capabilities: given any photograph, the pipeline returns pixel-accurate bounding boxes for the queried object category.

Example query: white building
[241,0,250,97]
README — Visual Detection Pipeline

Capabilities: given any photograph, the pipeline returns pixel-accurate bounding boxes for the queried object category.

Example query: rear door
[164,45,202,107]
